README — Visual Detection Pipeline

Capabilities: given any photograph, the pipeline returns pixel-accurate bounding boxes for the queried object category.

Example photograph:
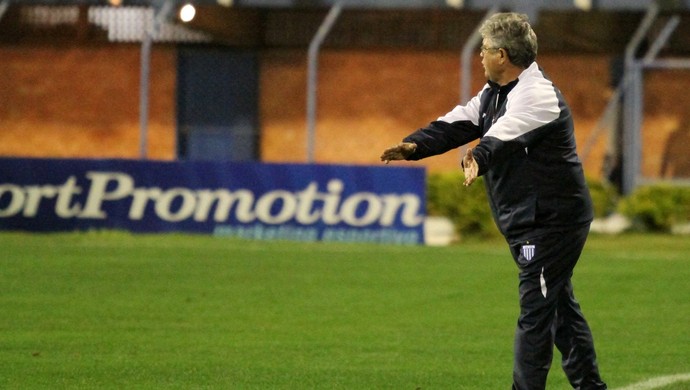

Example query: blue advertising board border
[0,158,426,244]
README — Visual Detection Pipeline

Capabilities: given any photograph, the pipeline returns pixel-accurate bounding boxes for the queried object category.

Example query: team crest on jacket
[521,244,536,261]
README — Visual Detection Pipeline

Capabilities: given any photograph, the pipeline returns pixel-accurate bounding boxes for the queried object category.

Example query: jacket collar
[486,61,538,93]
[487,77,519,94]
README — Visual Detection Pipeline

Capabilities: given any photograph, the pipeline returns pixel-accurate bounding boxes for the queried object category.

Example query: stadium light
[574,0,592,11]
[179,3,195,23]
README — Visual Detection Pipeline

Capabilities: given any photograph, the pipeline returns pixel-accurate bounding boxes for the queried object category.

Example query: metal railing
[582,1,689,193]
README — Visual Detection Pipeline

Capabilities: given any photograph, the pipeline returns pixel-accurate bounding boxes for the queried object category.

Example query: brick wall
[1,45,688,179]
[0,45,176,160]
[260,49,613,175]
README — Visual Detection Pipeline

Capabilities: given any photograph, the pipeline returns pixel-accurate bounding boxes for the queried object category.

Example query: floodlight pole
[306,3,342,164]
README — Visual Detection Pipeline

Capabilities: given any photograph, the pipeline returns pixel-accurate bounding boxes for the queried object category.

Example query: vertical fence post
[460,6,497,104]
[620,2,658,194]
[140,26,152,160]
[306,3,342,164]
[139,1,172,160]
[622,62,643,195]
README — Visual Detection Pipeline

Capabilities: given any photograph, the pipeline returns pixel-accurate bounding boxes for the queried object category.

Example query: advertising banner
[0,158,425,244]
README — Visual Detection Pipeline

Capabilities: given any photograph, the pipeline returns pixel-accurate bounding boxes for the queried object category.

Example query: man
[380,13,607,390]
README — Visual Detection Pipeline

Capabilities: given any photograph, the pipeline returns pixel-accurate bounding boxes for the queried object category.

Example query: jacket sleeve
[402,93,484,160]
[472,81,561,176]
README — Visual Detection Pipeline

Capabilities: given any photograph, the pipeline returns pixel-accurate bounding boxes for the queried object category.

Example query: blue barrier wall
[0,158,425,244]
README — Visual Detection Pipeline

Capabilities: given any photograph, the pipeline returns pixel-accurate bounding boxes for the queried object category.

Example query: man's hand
[462,148,478,186]
[380,142,417,164]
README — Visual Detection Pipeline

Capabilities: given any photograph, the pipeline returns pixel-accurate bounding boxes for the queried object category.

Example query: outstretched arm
[380,142,417,164]
[380,91,485,164]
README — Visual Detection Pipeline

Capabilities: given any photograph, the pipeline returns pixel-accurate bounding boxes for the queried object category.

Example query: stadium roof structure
[3,0,690,11]
[3,1,690,54]
[0,0,690,18]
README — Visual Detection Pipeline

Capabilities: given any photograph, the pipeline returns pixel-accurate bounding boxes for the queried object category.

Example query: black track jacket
[403,62,593,241]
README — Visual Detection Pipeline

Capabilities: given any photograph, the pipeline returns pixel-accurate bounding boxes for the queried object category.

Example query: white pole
[140,26,152,160]
[460,6,497,104]
[139,1,171,160]
[306,3,343,163]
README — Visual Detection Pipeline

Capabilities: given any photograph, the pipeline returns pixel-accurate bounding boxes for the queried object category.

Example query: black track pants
[508,225,607,390]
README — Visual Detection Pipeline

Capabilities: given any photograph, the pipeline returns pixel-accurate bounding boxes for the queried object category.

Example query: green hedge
[586,178,619,218]
[426,173,690,236]
[426,172,500,239]
[618,184,690,231]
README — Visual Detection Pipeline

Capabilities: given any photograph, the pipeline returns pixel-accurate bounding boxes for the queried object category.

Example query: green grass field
[1,232,688,389]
